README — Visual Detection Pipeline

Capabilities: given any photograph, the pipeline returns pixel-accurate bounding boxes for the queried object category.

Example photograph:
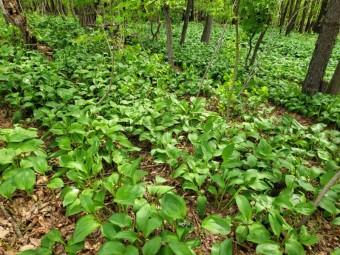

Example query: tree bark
[190,0,195,21]
[249,29,267,66]
[303,0,340,95]
[313,0,329,33]
[287,0,296,24]
[232,0,240,88]
[305,0,317,32]
[180,0,193,45]
[201,14,213,43]
[163,4,174,68]
[286,0,302,35]
[150,16,161,40]
[299,0,309,32]
[328,61,340,95]
[0,0,37,46]
[279,0,290,33]
[75,2,99,27]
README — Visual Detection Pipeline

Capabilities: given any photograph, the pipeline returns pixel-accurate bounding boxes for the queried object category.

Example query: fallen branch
[298,170,340,227]
[0,203,23,238]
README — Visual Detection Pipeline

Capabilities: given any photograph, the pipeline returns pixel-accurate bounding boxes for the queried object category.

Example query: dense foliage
[0,9,339,255]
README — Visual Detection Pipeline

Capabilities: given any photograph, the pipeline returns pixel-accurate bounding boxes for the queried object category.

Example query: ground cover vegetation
[0,0,339,254]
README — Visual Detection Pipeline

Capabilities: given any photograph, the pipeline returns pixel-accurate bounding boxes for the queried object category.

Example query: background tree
[286,0,301,34]
[241,0,277,68]
[0,0,38,46]
[328,61,340,95]
[303,0,340,95]
[180,0,193,45]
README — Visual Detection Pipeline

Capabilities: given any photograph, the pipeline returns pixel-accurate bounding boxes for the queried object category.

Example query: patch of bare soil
[0,107,12,129]
[0,176,75,254]
[306,212,340,255]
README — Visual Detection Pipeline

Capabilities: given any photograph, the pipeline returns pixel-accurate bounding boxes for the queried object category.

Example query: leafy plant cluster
[139,24,340,126]
[0,15,339,255]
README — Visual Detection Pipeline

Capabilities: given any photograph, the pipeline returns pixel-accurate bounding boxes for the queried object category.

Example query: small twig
[298,170,340,227]
[0,203,23,238]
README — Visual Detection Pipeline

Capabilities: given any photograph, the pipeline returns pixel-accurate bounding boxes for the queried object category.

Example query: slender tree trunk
[328,61,340,94]
[75,2,98,27]
[245,32,255,68]
[313,0,329,33]
[0,0,37,46]
[249,29,267,66]
[303,0,340,94]
[286,0,302,35]
[163,4,174,67]
[287,0,296,24]
[190,0,195,21]
[201,14,213,43]
[299,0,309,32]
[279,0,290,33]
[150,16,161,40]
[305,0,317,32]
[180,0,193,45]
[232,0,240,87]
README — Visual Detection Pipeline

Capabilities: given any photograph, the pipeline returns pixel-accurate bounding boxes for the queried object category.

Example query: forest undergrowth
[0,15,339,255]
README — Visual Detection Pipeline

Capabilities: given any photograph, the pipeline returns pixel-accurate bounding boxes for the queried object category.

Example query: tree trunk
[190,0,195,21]
[286,0,301,35]
[163,4,174,68]
[180,0,193,45]
[249,29,267,66]
[150,16,161,40]
[201,14,213,43]
[328,61,340,94]
[75,3,98,27]
[245,32,255,68]
[299,0,309,32]
[305,0,317,32]
[313,0,329,33]
[232,0,240,88]
[0,0,37,46]
[303,0,340,94]
[287,0,296,24]
[279,0,290,33]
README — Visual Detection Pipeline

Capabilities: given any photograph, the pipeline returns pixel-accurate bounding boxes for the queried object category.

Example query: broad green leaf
[142,236,162,255]
[332,217,340,226]
[285,239,305,255]
[63,187,79,207]
[169,241,195,255]
[101,223,118,240]
[0,179,16,198]
[114,230,138,243]
[41,229,63,249]
[247,223,270,244]
[299,226,318,246]
[125,245,139,255]
[256,243,282,255]
[268,211,282,237]
[236,195,252,222]
[202,215,231,235]
[109,213,132,228]
[98,241,125,255]
[20,156,49,173]
[114,184,145,205]
[236,225,248,243]
[47,178,64,189]
[14,168,36,191]
[68,215,100,245]
[0,148,16,164]
[160,192,187,221]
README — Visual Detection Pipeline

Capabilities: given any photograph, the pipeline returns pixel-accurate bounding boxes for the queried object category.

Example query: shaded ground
[0,103,339,254]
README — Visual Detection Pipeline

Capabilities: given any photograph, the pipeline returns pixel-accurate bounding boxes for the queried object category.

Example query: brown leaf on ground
[0,176,75,253]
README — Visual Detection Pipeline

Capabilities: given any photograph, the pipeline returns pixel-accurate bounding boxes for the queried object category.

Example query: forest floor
[0,103,339,255]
